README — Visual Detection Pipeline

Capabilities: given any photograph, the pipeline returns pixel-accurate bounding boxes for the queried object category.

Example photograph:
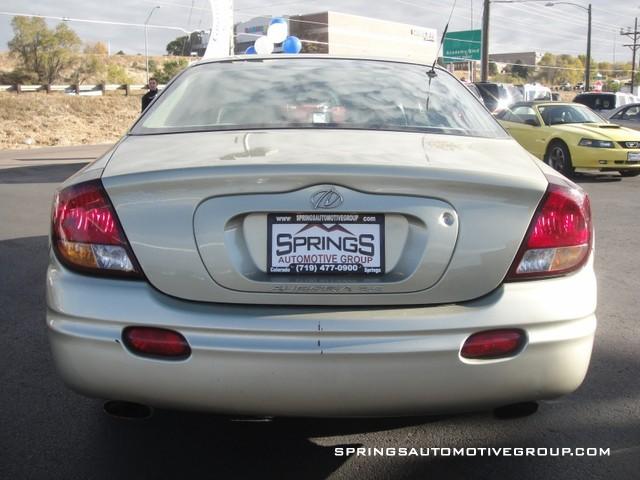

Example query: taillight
[123,327,191,359]
[506,176,592,280]
[51,180,142,277]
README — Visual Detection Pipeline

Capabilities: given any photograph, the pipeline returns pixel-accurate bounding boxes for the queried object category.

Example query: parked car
[48,56,596,417]
[473,81,523,113]
[573,92,640,113]
[521,83,552,101]
[497,101,640,177]
[574,82,585,91]
[560,82,572,91]
[606,103,640,131]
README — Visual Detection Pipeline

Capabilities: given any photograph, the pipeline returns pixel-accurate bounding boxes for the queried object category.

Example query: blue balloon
[245,46,256,54]
[282,36,302,54]
[270,17,286,25]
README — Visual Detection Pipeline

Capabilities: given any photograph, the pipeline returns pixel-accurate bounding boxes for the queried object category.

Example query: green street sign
[443,29,482,63]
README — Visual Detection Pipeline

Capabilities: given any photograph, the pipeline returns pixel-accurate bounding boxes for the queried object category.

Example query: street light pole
[482,0,591,85]
[144,6,160,86]
[545,2,591,90]
[481,0,490,81]
[586,3,592,91]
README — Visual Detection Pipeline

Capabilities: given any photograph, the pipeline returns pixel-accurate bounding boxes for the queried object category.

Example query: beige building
[288,11,438,64]
[489,51,542,68]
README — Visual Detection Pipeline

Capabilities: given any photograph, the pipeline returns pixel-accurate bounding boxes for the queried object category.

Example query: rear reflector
[506,176,592,280]
[123,327,191,359]
[51,180,141,277]
[461,329,526,360]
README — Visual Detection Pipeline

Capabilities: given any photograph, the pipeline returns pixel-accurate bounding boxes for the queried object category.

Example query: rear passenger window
[622,106,640,121]
[504,106,538,125]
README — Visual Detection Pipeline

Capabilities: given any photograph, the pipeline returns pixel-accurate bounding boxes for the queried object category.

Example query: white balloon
[267,22,288,44]
[254,36,274,55]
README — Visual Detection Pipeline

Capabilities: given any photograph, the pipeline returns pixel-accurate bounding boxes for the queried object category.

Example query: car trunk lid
[101,129,547,305]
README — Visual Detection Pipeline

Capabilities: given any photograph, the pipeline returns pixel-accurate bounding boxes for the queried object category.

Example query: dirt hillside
[1,92,142,149]
[0,52,189,85]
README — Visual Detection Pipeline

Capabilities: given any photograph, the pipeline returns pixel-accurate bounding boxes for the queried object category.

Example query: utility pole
[585,3,591,91]
[481,0,490,81]
[144,6,161,86]
[621,17,640,94]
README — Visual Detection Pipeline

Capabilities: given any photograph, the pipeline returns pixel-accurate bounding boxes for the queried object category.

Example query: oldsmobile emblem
[310,189,343,209]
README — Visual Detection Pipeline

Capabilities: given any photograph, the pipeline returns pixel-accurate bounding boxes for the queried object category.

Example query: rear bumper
[46,254,597,417]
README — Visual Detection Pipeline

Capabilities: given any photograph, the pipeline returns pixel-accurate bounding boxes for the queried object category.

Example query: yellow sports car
[497,102,640,177]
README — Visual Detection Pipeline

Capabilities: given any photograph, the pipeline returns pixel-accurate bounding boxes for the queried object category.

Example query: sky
[0,0,638,63]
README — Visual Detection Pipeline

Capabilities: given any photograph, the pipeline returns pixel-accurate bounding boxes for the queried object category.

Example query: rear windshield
[132,58,507,138]
[573,94,616,110]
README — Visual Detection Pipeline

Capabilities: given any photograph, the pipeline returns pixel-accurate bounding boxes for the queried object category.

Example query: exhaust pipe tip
[103,400,154,420]
[493,401,539,419]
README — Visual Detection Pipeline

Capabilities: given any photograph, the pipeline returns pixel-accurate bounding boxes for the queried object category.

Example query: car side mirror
[524,119,540,127]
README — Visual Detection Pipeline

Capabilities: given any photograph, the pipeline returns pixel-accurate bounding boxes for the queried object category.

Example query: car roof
[192,54,444,70]
[575,91,623,96]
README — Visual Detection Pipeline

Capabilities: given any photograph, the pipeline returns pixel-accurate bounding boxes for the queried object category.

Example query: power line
[0,11,194,33]
[621,17,639,91]
[231,29,632,72]
[502,3,617,35]
[232,9,628,60]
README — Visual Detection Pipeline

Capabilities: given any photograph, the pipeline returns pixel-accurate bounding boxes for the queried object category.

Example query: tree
[8,16,81,84]
[115,50,125,55]
[166,35,190,56]
[70,55,106,85]
[106,63,131,84]
[511,60,530,80]
[152,59,189,83]
[84,41,108,55]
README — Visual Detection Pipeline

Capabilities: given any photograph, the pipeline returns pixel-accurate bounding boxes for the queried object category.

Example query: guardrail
[0,84,165,95]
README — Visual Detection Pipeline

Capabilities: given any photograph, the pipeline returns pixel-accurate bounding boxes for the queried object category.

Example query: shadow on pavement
[0,162,88,184]
[573,172,622,184]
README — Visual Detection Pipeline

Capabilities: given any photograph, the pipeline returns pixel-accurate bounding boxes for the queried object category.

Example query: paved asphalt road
[0,146,638,479]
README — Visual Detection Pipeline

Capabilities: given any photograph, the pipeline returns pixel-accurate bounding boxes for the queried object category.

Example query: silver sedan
[47,56,596,417]
[606,103,640,131]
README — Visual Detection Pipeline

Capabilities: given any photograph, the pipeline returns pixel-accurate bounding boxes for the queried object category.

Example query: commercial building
[489,51,543,69]
[234,12,438,64]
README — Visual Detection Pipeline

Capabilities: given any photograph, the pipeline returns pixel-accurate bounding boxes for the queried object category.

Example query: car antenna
[426,0,458,110]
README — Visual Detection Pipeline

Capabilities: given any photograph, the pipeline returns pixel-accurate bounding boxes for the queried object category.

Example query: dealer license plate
[628,152,640,163]
[267,213,385,275]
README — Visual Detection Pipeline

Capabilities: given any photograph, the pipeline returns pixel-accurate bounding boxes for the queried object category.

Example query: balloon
[245,46,256,54]
[267,18,288,44]
[282,36,302,54]
[254,35,274,55]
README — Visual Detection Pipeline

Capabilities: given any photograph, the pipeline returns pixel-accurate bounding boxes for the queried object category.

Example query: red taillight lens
[123,327,191,359]
[52,180,141,277]
[506,178,592,280]
[461,329,526,359]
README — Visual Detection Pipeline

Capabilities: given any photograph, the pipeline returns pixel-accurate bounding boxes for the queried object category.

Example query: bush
[106,64,131,84]
[84,42,108,55]
[0,68,38,84]
[152,59,189,83]
[69,55,106,85]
